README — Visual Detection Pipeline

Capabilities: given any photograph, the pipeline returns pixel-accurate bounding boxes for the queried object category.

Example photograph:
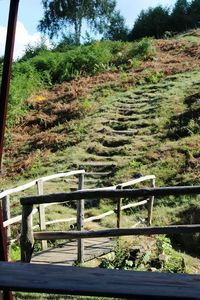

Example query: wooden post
[116,185,123,229]
[2,195,11,258]
[148,178,156,226]
[37,180,47,250]
[20,204,34,263]
[77,173,84,263]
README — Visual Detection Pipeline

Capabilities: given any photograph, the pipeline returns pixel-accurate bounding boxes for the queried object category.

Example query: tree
[130,6,170,40]
[39,0,117,45]
[188,0,200,28]
[171,0,190,32]
[103,11,129,41]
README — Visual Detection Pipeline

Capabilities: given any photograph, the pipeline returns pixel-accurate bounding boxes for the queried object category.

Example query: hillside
[1,29,200,188]
[0,29,200,280]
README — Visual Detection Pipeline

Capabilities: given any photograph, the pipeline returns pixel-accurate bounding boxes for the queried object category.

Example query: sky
[0,0,177,59]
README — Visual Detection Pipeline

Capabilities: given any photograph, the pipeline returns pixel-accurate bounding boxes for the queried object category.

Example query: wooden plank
[21,186,200,205]
[34,224,200,240]
[32,238,113,265]
[1,262,200,299]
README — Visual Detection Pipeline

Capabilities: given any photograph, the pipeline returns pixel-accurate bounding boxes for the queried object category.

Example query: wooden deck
[31,238,114,265]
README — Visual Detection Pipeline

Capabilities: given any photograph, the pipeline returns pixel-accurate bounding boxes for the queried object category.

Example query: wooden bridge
[1,170,200,299]
[1,170,155,264]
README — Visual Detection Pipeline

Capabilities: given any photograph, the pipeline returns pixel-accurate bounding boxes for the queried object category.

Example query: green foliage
[5,38,156,128]
[103,11,129,41]
[130,6,171,40]
[130,0,200,40]
[100,238,187,273]
[129,38,156,60]
[39,0,117,44]
[21,38,49,61]
[8,61,42,127]
[11,244,20,261]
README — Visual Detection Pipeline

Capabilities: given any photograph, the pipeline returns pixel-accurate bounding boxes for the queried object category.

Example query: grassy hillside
[1,29,200,185]
[1,30,200,277]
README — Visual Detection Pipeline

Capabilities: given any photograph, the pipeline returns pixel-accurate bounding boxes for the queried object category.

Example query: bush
[8,61,42,126]
[5,39,157,127]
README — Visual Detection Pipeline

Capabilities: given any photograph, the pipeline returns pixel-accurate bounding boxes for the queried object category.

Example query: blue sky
[0,0,177,58]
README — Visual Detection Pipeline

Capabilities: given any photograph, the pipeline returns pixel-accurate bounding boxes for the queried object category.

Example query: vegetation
[1,23,200,280]
[2,38,155,127]
[100,237,188,273]
[39,0,121,44]
[130,0,200,40]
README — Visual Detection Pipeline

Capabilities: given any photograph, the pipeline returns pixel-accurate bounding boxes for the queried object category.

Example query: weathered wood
[34,224,200,240]
[77,173,84,263]
[32,238,113,265]
[0,170,85,200]
[120,175,156,188]
[20,205,34,263]
[21,186,200,205]
[3,207,38,227]
[37,180,47,250]
[70,199,148,229]
[1,262,200,299]
[116,185,122,229]
[45,217,76,226]
[120,199,148,211]
[2,195,11,255]
[148,178,155,226]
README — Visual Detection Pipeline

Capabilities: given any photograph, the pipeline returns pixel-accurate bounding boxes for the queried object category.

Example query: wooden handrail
[0,170,85,200]
[33,225,200,240]
[1,261,200,299]
[21,186,200,205]
[2,170,85,228]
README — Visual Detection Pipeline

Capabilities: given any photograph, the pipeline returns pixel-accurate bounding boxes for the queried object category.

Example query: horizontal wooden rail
[1,262,200,299]
[21,186,200,205]
[82,175,156,192]
[3,208,38,228]
[2,170,85,228]
[0,170,85,200]
[34,225,200,240]
[70,199,148,228]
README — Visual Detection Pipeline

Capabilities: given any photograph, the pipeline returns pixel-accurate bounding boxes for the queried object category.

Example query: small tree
[188,0,200,28]
[130,6,170,40]
[171,0,190,32]
[103,11,129,41]
[39,0,117,44]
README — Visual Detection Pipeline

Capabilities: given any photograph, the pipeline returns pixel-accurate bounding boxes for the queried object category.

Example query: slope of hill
[1,30,200,277]
[1,30,199,189]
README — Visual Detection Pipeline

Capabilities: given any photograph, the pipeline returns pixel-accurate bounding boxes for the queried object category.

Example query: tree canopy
[130,0,200,40]
[39,0,118,44]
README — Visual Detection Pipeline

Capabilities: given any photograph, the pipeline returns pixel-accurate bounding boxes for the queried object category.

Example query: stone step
[111,130,137,136]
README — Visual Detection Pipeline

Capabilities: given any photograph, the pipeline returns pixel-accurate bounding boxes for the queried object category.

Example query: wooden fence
[1,169,155,262]
[0,170,85,253]
[20,185,200,264]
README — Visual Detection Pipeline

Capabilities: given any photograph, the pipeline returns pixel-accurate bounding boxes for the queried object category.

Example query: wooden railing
[20,185,200,265]
[1,261,200,299]
[0,170,155,261]
[0,170,85,252]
